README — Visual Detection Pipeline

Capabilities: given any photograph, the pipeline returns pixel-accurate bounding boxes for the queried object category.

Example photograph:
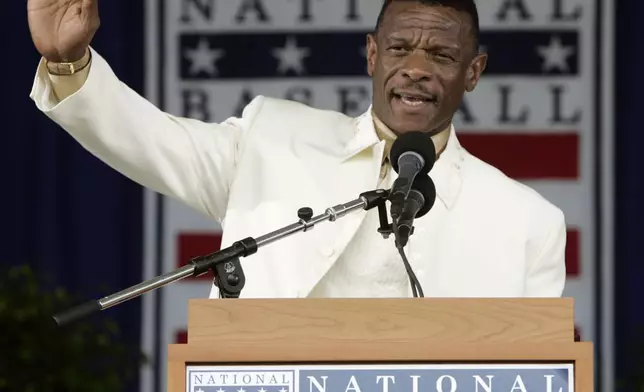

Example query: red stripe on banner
[176,329,187,344]
[176,229,579,279]
[458,132,579,179]
[566,229,580,277]
[177,232,222,281]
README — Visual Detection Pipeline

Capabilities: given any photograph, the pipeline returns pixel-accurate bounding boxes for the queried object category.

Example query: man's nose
[401,52,433,81]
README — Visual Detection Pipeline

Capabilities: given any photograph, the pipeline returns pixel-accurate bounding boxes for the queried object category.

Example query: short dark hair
[374,0,480,50]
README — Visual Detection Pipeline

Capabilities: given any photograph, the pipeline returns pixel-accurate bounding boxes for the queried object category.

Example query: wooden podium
[167,297,593,392]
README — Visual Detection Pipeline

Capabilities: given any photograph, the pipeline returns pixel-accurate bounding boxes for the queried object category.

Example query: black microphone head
[412,174,437,218]
[389,131,437,176]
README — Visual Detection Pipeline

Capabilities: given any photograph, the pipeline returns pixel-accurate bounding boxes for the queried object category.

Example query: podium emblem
[188,370,293,392]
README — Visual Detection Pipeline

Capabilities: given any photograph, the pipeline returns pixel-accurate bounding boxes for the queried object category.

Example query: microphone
[394,174,436,248]
[388,132,437,221]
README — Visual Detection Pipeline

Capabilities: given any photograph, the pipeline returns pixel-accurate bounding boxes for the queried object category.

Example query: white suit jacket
[30,49,566,298]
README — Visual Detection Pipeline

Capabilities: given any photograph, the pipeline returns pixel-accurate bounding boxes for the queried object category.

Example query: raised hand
[27,0,100,63]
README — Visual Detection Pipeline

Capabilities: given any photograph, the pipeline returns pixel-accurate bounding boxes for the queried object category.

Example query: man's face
[367,1,487,135]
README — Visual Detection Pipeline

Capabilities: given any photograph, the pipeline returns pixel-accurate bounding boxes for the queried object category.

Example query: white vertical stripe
[141,0,160,391]
[600,0,615,390]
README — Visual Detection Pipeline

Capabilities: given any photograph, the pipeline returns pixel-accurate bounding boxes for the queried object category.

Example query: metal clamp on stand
[358,189,415,240]
[213,257,245,299]
[376,199,394,239]
[376,201,414,240]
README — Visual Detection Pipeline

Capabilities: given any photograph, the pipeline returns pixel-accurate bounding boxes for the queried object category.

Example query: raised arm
[27,0,259,220]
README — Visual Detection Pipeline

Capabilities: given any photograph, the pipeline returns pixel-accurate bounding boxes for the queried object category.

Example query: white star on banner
[184,39,225,76]
[258,388,267,392]
[537,36,575,72]
[272,36,310,75]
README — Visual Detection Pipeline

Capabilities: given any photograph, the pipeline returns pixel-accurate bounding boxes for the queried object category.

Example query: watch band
[45,49,92,76]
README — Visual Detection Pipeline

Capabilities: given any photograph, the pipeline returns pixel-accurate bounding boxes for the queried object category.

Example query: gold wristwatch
[45,49,92,76]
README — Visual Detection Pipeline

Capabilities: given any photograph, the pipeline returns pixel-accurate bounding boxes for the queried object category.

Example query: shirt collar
[371,108,450,163]
[342,107,465,209]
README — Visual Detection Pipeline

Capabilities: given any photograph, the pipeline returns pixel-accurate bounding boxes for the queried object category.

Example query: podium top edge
[187,297,575,303]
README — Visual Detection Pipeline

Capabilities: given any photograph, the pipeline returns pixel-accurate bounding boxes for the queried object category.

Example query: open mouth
[392,91,436,108]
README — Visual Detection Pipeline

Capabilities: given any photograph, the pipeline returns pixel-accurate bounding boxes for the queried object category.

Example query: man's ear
[465,52,487,92]
[366,33,378,76]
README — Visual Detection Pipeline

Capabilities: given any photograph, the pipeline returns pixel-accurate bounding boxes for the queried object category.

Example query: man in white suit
[27,0,566,298]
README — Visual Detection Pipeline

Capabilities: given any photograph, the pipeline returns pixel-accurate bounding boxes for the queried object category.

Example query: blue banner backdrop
[1,1,642,392]
[0,1,144,392]
[614,0,644,389]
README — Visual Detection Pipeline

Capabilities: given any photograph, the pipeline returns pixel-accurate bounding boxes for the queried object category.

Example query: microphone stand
[53,188,393,327]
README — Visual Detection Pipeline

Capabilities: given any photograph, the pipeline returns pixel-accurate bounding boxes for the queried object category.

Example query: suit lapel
[329,126,386,259]
[429,126,466,210]
[298,110,385,296]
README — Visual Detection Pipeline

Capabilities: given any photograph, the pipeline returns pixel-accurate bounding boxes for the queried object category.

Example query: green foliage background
[0,265,146,392]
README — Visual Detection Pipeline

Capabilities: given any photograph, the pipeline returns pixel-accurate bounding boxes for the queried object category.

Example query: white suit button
[320,246,334,257]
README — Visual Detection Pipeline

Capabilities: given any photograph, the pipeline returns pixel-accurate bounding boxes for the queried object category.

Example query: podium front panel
[184,363,573,392]
[167,342,593,392]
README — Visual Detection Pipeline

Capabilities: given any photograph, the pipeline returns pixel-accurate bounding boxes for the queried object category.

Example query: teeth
[400,95,426,107]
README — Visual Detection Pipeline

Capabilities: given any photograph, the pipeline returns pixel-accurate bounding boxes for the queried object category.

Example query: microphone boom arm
[53,189,391,327]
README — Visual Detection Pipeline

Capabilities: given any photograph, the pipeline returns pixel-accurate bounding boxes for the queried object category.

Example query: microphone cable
[390,174,437,298]
[393,223,424,297]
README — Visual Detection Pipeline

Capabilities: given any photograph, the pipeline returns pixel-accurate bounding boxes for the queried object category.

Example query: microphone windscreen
[411,175,436,218]
[389,131,437,176]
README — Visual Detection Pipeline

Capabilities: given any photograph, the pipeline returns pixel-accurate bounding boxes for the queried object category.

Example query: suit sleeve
[29,47,264,221]
[524,207,567,297]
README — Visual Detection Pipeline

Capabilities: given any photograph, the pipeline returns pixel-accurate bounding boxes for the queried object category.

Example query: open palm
[27,0,99,62]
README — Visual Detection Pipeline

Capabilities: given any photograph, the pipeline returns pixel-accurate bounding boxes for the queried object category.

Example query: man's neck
[371,110,451,158]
